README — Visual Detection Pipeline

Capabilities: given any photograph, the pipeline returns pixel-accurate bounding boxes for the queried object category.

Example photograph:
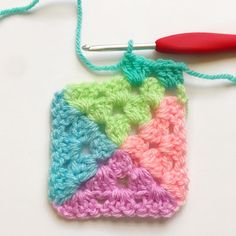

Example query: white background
[0,0,236,235]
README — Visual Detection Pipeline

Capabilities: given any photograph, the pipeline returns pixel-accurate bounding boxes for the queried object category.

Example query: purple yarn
[54,150,178,219]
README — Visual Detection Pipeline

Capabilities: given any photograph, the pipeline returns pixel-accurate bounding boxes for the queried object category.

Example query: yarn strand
[75,0,130,72]
[184,67,236,83]
[0,0,39,16]
[0,0,236,84]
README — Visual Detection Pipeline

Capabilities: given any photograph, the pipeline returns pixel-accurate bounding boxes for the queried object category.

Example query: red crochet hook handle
[156,33,236,54]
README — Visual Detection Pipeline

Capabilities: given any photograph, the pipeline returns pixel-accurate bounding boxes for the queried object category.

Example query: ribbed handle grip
[156,33,236,54]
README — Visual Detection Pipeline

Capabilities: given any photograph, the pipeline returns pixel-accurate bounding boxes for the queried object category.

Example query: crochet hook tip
[82,44,91,51]
[82,43,156,52]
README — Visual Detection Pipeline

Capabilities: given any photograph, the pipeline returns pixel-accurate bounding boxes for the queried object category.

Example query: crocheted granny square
[2,0,236,222]
[49,76,189,219]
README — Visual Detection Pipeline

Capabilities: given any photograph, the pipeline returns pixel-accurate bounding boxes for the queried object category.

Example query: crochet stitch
[122,97,188,205]
[54,150,177,219]
[49,78,188,219]
[3,0,236,221]
[50,92,117,204]
[65,77,165,145]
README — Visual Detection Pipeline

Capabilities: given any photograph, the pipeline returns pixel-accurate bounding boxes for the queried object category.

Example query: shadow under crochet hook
[82,32,236,54]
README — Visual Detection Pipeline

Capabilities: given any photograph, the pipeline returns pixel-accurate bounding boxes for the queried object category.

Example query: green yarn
[64,76,165,145]
[1,0,236,88]
[177,84,188,104]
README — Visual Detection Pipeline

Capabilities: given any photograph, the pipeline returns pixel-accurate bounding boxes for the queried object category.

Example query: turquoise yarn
[1,0,236,87]
[0,0,39,16]
[184,67,236,83]
[121,51,186,88]
[50,92,116,204]
[121,51,236,87]
[75,0,236,86]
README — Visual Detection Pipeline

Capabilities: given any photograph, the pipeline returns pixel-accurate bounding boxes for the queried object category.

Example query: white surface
[0,0,236,235]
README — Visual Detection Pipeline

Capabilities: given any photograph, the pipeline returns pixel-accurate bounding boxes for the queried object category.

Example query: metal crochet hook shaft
[82,43,155,52]
[82,32,236,54]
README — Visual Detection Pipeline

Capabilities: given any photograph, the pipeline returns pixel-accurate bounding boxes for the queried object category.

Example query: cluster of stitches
[49,76,189,219]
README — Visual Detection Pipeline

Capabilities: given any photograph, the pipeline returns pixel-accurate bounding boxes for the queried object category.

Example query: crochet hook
[82,32,236,54]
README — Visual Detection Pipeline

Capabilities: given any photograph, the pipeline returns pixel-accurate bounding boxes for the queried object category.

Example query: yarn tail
[1,0,236,85]
[184,67,236,83]
[0,0,39,16]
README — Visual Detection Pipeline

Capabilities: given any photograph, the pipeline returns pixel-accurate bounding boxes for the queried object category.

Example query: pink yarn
[122,97,188,205]
[54,150,178,219]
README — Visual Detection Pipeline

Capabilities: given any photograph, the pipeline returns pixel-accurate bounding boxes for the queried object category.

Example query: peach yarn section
[122,96,188,205]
